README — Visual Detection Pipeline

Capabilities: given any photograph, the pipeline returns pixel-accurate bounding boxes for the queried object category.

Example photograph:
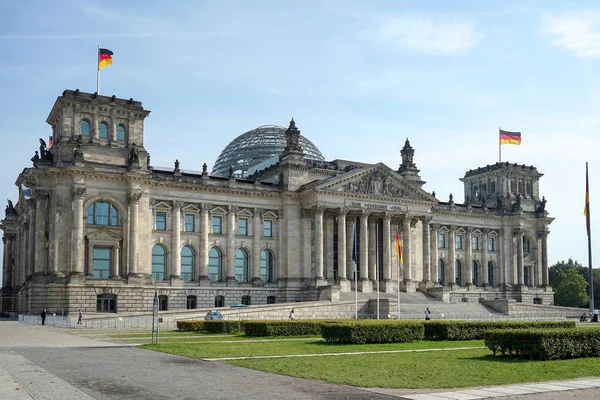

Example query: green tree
[553,268,589,308]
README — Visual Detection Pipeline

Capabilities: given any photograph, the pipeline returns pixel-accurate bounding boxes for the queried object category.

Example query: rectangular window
[212,216,222,234]
[472,236,479,250]
[92,247,112,279]
[156,211,166,231]
[184,214,195,232]
[455,235,463,249]
[438,233,446,248]
[238,218,248,236]
[214,295,225,308]
[263,220,273,237]
[488,237,495,251]
[186,296,197,310]
[158,295,168,311]
[241,295,251,306]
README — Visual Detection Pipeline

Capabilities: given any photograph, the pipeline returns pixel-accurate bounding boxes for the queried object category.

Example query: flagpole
[498,127,502,163]
[586,162,594,313]
[397,231,401,320]
[376,223,380,320]
[96,45,100,94]
[353,222,358,319]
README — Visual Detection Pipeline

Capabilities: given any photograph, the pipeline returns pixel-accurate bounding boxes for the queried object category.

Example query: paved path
[1,321,600,399]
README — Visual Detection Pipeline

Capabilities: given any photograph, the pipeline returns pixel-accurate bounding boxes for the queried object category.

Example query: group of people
[40,308,83,325]
[580,309,599,323]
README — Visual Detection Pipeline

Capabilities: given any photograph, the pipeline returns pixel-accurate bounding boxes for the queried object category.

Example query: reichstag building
[0,90,554,315]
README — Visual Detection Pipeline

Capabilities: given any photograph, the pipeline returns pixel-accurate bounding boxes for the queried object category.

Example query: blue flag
[351,223,357,271]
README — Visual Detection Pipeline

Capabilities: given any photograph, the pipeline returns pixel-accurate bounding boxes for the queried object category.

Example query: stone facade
[0,90,554,315]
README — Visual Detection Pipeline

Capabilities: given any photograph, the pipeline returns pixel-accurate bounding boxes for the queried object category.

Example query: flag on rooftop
[499,129,521,145]
[98,48,113,70]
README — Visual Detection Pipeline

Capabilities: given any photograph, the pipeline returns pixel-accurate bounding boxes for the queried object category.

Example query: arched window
[80,119,91,136]
[152,245,167,281]
[455,260,462,286]
[97,294,116,312]
[511,179,517,194]
[472,260,479,286]
[181,246,195,281]
[437,259,445,285]
[488,261,494,287]
[235,248,249,283]
[526,182,533,196]
[260,249,274,283]
[117,124,126,141]
[208,248,222,282]
[523,237,531,253]
[518,181,524,194]
[472,185,478,199]
[490,181,496,194]
[99,122,109,139]
[87,202,119,226]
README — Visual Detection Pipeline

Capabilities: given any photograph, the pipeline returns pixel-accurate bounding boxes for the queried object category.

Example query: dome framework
[212,125,325,177]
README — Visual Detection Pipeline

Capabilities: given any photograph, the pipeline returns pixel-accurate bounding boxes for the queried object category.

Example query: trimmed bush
[485,328,600,360]
[242,321,326,337]
[321,320,424,344]
[424,320,575,341]
[177,320,242,333]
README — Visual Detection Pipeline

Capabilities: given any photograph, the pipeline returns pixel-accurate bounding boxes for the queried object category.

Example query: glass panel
[260,250,273,283]
[95,202,109,225]
[455,260,461,285]
[235,249,248,282]
[438,259,445,285]
[99,122,109,139]
[488,237,495,251]
[263,220,273,237]
[117,125,126,141]
[472,236,479,250]
[110,205,118,226]
[81,120,90,136]
[152,245,166,280]
[488,261,494,287]
[238,218,248,236]
[156,212,166,230]
[438,233,445,248]
[472,261,478,286]
[241,295,251,306]
[455,235,462,249]
[214,295,224,308]
[212,216,222,234]
[181,246,194,281]
[87,205,94,224]
[208,248,221,281]
[186,296,197,309]
[184,214,195,232]
[92,248,112,279]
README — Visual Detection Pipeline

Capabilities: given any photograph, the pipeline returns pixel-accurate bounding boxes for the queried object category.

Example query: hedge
[424,320,575,341]
[321,320,424,344]
[242,320,335,337]
[484,328,600,360]
[177,320,242,333]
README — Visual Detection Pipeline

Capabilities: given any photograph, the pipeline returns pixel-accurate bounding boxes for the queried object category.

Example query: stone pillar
[539,229,549,287]
[28,206,35,278]
[515,229,524,286]
[482,229,489,287]
[358,210,372,292]
[113,243,120,278]
[431,224,439,284]
[127,191,141,276]
[199,203,210,281]
[314,206,325,280]
[301,208,313,280]
[421,216,431,286]
[448,226,456,286]
[337,208,348,290]
[2,237,9,289]
[402,215,412,281]
[171,201,181,280]
[92,109,99,140]
[110,110,117,143]
[346,214,355,282]
[87,243,94,277]
[368,218,376,283]
[382,213,392,292]
[465,228,473,286]
[252,208,262,283]
[72,188,86,275]
[34,193,47,276]
[52,209,59,275]
[226,206,237,282]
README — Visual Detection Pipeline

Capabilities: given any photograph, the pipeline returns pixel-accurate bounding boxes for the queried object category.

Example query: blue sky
[1,0,599,270]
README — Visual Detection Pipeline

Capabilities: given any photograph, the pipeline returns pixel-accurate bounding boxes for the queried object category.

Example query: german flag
[499,129,521,145]
[395,231,403,264]
[98,48,113,70]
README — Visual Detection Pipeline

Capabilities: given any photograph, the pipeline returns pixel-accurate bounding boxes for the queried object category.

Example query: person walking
[77,309,83,325]
[41,308,47,325]
[289,309,295,320]
[424,307,431,321]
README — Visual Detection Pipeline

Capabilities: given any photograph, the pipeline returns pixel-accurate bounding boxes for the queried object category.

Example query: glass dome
[212,125,325,177]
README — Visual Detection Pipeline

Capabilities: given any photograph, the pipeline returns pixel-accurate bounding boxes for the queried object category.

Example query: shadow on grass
[461,354,541,364]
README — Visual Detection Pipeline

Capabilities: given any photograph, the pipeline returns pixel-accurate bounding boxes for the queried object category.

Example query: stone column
[382,213,392,291]
[87,243,94,277]
[539,229,549,287]
[252,208,262,283]
[92,109,99,140]
[52,209,59,275]
[358,210,372,292]
[421,216,431,286]
[314,206,325,280]
[28,206,35,278]
[199,203,210,281]
[110,110,117,144]
[171,201,181,279]
[448,226,456,286]
[127,191,142,275]
[431,224,439,284]
[368,218,377,283]
[346,214,355,282]
[34,193,47,276]
[465,228,473,286]
[337,208,348,286]
[402,215,412,281]
[515,229,524,286]
[2,237,9,289]
[482,229,489,287]
[226,206,237,282]
[72,188,86,275]
[113,243,120,278]
[301,208,313,280]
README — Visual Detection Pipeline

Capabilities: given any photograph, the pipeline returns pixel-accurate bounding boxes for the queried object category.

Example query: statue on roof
[283,118,302,153]
[128,143,140,166]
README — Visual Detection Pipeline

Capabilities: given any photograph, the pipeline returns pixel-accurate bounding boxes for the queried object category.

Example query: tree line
[549,259,600,309]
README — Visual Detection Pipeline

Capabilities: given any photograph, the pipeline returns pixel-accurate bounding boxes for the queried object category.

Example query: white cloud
[377,14,483,56]
[542,11,600,57]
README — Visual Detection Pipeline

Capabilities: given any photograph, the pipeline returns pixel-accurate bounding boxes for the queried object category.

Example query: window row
[436,259,496,287]
[96,293,276,313]
[80,119,127,140]
[155,212,274,237]
[437,233,496,251]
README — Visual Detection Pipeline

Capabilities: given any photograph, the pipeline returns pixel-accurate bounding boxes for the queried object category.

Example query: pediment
[152,200,173,210]
[182,203,200,212]
[314,163,436,202]
[210,206,227,215]
[237,209,253,217]
[262,211,278,219]
[87,228,121,242]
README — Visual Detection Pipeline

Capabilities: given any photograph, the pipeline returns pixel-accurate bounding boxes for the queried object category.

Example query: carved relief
[172,201,182,210]
[340,170,408,197]
[200,203,211,212]
[338,207,350,217]
[72,187,86,199]
[127,191,142,204]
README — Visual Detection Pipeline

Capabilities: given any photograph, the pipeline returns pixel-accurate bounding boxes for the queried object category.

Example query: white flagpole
[96,45,100,94]
[397,231,401,320]
[354,222,358,319]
